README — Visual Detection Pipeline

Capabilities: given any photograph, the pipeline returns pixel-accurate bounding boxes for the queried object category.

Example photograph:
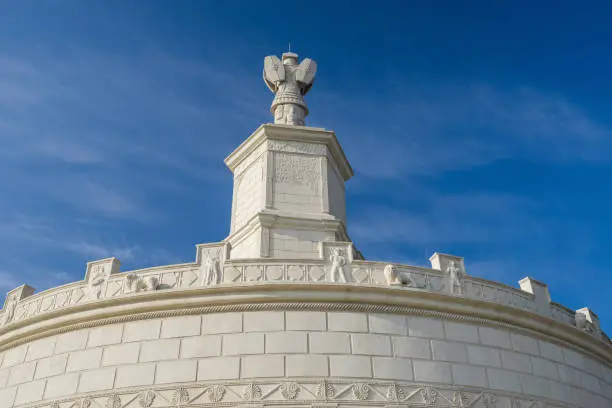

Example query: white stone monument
[0,51,609,408]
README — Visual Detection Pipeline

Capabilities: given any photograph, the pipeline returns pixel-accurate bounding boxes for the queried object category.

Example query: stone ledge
[0,283,609,366]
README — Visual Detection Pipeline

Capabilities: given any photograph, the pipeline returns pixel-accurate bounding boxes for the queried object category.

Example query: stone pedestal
[224,124,353,259]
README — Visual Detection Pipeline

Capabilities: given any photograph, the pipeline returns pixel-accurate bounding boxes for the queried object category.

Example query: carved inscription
[274,153,319,193]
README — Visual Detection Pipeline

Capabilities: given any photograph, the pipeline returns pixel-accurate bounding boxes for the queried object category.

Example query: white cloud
[315,83,612,178]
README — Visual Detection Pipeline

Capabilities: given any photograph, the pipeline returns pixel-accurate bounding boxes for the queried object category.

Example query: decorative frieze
[0,247,600,344]
[28,380,576,408]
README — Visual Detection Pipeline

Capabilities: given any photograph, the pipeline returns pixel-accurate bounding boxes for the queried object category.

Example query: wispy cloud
[314,83,612,178]
[351,191,538,246]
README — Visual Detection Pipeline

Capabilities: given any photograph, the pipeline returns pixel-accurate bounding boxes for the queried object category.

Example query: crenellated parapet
[1,243,608,347]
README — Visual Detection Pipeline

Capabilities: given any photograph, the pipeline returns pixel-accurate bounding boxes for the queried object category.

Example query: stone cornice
[0,282,610,365]
[224,124,354,181]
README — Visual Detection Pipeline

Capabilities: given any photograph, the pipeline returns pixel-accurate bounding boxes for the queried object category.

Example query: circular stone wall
[0,284,610,408]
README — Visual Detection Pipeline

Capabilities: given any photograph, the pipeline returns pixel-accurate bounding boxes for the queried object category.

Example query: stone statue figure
[1,294,17,326]
[263,52,317,126]
[87,265,108,300]
[201,251,222,286]
[384,264,401,286]
[447,260,464,295]
[329,248,348,283]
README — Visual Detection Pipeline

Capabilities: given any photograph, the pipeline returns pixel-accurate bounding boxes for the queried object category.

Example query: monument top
[263,51,317,126]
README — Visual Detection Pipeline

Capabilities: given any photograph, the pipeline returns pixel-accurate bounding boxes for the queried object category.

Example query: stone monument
[0,51,610,408]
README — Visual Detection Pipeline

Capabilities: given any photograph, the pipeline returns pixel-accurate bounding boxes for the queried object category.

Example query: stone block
[202,312,243,334]
[407,317,444,339]
[116,363,156,388]
[102,342,140,366]
[35,354,68,379]
[466,345,501,367]
[14,379,45,405]
[44,373,79,398]
[329,355,371,378]
[0,368,8,388]
[266,332,307,354]
[531,356,559,380]
[286,355,329,377]
[2,345,27,368]
[369,314,407,335]
[351,334,392,356]
[431,340,468,363]
[583,357,602,378]
[161,315,202,338]
[155,360,197,384]
[243,311,284,332]
[8,361,36,386]
[181,336,222,359]
[309,332,350,354]
[123,319,161,342]
[241,355,284,378]
[519,373,550,398]
[518,277,551,316]
[286,311,326,331]
[413,360,452,383]
[26,338,56,361]
[372,357,413,380]
[198,357,240,380]
[557,364,581,386]
[223,333,264,355]
[563,348,585,370]
[478,327,511,349]
[511,333,539,355]
[393,337,431,359]
[55,330,88,354]
[549,378,576,403]
[538,341,564,362]
[444,322,479,343]
[78,367,116,392]
[66,348,102,372]
[582,372,601,394]
[500,350,532,373]
[0,387,16,407]
[451,364,488,387]
[486,368,521,393]
[87,324,123,348]
[327,312,368,332]
[140,338,180,362]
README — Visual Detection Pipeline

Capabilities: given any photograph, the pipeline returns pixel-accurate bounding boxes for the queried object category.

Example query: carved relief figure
[1,294,17,326]
[384,264,401,286]
[384,264,417,287]
[201,250,222,286]
[329,248,348,283]
[87,264,108,300]
[125,273,159,294]
[447,260,464,295]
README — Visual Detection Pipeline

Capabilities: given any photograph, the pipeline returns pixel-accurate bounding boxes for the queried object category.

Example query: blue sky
[1,2,611,330]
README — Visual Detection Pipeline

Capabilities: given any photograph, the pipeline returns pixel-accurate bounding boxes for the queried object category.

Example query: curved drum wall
[0,308,610,408]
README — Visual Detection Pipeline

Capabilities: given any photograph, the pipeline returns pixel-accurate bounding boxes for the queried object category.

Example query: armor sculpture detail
[263,52,317,126]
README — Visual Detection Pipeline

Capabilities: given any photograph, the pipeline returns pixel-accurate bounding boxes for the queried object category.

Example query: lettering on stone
[274,154,319,192]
